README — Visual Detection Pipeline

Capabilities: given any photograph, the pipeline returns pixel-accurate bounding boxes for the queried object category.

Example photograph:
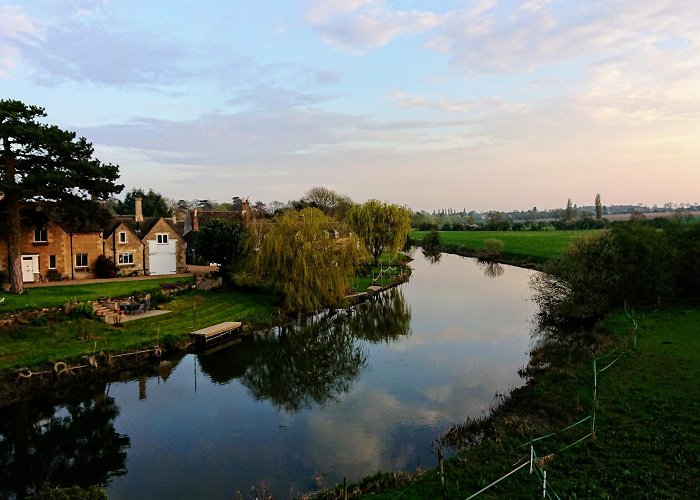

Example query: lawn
[0,276,194,312]
[411,229,587,264]
[0,288,280,371]
[332,303,700,499]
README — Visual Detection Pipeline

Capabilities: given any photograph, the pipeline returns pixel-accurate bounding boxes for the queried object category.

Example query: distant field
[411,230,587,264]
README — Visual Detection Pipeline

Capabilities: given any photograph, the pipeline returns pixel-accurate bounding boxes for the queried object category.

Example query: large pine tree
[0,100,123,293]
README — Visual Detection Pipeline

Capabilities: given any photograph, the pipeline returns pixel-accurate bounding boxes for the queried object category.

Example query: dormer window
[33,228,48,243]
[157,233,169,244]
[119,231,127,243]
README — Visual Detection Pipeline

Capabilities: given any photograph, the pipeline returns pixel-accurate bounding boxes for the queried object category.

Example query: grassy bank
[410,230,586,265]
[0,289,279,371]
[323,303,700,498]
[0,277,194,312]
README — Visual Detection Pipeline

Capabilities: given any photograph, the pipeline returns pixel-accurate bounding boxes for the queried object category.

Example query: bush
[94,255,117,279]
[533,222,681,324]
[481,239,504,260]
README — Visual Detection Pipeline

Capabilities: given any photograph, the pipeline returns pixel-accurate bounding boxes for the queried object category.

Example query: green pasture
[0,289,279,371]
[411,230,587,264]
[0,277,194,312]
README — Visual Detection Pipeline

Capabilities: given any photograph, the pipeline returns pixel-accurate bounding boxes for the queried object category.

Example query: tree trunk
[7,197,23,294]
[2,141,23,294]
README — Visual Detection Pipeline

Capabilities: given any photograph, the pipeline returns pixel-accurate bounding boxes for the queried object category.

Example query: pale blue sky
[1,0,699,210]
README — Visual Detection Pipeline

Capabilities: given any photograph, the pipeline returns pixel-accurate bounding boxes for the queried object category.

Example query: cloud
[304,0,444,51]
[16,21,186,85]
[0,4,40,76]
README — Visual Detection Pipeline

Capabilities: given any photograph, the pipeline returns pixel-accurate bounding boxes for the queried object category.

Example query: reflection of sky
[106,252,538,498]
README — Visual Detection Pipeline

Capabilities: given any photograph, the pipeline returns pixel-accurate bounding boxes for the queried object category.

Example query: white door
[22,255,39,282]
[148,240,177,275]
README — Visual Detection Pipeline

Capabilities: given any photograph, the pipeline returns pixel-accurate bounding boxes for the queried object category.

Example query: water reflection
[198,288,411,412]
[478,260,505,278]
[421,248,442,264]
[0,382,129,499]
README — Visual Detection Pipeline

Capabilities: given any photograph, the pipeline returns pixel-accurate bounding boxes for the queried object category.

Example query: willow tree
[347,199,411,266]
[0,100,122,293]
[243,208,367,312]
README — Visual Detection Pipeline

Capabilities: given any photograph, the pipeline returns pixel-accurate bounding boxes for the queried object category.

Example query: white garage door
[148,240,177,275]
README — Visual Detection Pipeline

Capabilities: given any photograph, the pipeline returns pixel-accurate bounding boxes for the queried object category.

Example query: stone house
[1,198,187,283]
[0,215,104,282]
[102,198,187,276]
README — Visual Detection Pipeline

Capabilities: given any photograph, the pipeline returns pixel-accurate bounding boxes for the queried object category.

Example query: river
[0,251,539,499]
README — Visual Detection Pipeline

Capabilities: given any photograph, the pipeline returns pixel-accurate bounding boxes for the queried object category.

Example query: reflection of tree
[478,260,505,279]
[0,382,129,499]
[347,287,411,343]
[241,313,368,412]
[422,248,442,264]
[198,288,412,412]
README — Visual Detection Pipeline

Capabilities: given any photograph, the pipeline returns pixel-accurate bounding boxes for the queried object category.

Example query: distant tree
[231,196,243,212]
[196,199,214,210]
[242,208,367,312]
[348,200,411,266]
[114,188,169,218]
[565,198,573,220]
[195,217,246,282]
[252,200,268,218]
[0,99,122,294]
[595,193,603,220]
[302,186,354,220]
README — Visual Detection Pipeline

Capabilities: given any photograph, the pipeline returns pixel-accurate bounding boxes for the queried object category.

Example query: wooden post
[438,447,446,499]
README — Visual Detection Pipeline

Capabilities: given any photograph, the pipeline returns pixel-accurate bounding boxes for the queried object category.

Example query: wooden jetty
[190,321,242,350]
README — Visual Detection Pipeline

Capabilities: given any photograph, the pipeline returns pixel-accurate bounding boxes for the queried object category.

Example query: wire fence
[451,304,639,499]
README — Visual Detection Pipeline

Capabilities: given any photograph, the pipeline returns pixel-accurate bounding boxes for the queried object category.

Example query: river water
[0,251,539,499]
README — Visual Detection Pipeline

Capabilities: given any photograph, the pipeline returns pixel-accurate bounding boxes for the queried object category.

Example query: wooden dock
[190,321,242,350]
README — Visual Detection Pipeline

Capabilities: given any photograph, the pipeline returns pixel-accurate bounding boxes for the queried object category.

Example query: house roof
[104,216,175,240]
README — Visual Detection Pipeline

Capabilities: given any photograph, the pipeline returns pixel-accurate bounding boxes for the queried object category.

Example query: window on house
[157,233,169,244]
[119,231,127,243]
[49,255,56,269]
[118,252,134,265]
[75,253,88,268]
[33,228,48,243]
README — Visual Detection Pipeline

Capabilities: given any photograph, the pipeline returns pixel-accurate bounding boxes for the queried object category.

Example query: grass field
[330,303,700,499]
[0,288,279,371]
[0,276,194,312]
[411,230,587,264]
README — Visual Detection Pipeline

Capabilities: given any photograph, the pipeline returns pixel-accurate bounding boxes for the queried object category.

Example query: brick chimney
[193,208,199,231]
[135,196,144,222]
[242,198,250,224]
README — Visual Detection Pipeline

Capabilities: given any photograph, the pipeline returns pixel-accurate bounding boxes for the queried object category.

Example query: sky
[1,0,699,211]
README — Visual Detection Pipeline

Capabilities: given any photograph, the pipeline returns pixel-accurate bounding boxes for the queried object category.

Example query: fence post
[542,470,547,498]
[592,358,597,436]
[343,477,347,500]
[438,447,446,500]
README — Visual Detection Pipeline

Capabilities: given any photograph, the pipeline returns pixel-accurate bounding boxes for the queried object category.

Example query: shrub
[481,239,504,259]
[94,255,117,279]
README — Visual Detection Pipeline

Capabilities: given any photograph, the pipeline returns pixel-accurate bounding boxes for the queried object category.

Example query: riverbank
[410,230,586,268]
[315,302,700,498]
[0,259,412,389]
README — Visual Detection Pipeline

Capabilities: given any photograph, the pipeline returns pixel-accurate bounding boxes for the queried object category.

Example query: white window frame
[75,253,88,268]
[156,233,169,244]
[118,252,134,266]
[119,231,127,244]
[33,228,48,243]
[49,255,56,270]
